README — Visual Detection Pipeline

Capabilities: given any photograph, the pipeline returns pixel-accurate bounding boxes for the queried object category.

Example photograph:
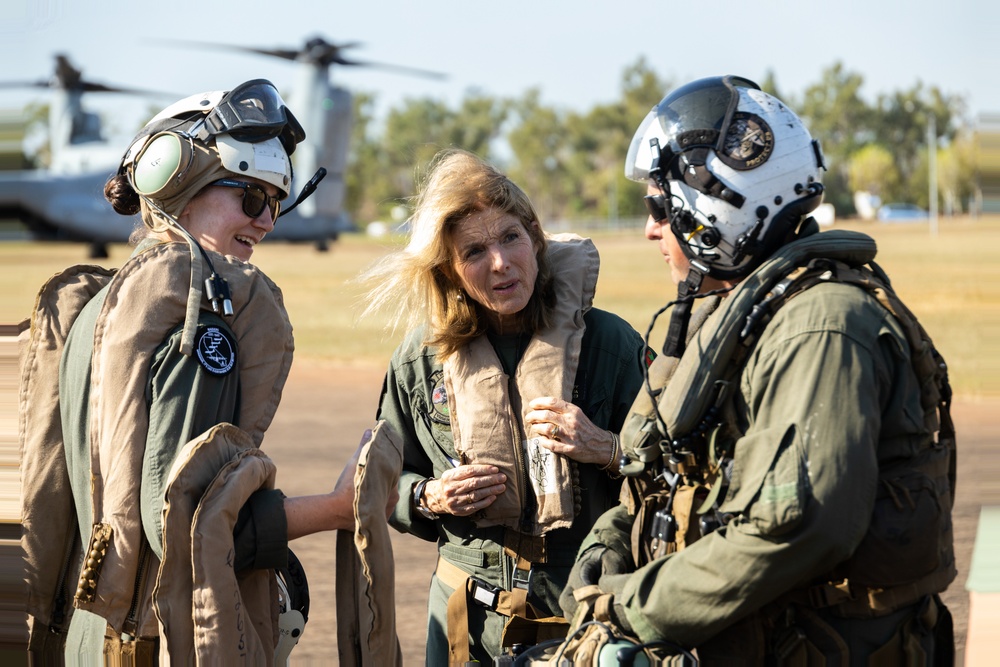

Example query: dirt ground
[266,361,994,665]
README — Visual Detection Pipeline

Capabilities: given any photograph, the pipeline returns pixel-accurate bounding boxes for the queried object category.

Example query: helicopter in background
[0,41,444,257]
[0,53,171,257]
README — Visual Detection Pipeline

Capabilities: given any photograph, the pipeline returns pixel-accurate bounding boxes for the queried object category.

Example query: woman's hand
[423,465,507,516]
[287,429,390,538]
[525,396,617,467]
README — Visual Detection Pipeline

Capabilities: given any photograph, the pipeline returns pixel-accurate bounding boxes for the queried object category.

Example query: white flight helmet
[120,79,305,203]
[625,75,826,281]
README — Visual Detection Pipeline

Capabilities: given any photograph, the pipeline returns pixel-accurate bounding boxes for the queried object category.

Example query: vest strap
[787,568,956,618]
[436,554,567,665]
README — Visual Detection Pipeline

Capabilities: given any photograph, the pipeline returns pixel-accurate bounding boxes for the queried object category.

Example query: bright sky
[1,0,995,144]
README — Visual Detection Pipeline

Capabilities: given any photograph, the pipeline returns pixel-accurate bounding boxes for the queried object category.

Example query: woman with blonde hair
[362,149,650,664]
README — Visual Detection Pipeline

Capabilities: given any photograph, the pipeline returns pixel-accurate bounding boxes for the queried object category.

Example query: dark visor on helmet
[654,75,760,155]
[198,79,306,155]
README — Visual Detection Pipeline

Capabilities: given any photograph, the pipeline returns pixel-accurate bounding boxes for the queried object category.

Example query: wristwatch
[413,477,438,520]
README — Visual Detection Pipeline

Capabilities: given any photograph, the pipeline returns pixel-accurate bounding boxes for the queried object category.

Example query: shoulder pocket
[719,424,809,536]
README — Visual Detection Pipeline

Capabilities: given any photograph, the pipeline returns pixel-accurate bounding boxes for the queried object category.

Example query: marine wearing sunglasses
[212,178,282,220]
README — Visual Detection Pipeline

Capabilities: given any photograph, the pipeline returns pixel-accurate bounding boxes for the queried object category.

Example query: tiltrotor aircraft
[0,41,443,257]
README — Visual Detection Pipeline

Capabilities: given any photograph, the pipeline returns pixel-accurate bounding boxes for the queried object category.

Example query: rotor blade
[334,58,447,80]
[0,80,51,90]
[156,36,446,79]
[77,81,179,97]
[0,78,174,97]
[154,38,302,63]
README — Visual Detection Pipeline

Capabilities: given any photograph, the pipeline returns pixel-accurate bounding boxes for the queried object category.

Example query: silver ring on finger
[551,424,560,439]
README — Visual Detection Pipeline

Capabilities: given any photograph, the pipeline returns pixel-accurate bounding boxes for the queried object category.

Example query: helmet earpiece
[130,132,195,199]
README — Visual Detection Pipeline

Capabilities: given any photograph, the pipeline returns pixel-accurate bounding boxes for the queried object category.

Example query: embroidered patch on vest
[429,370,451,424]
[195,325,237,376]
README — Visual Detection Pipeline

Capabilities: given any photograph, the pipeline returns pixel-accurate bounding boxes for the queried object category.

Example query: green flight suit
[382,308,648,664]
[581,233,954,664]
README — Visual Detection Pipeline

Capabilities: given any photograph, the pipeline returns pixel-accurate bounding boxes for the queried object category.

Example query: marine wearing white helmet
[624,75,827,356]
[114,79,304,233]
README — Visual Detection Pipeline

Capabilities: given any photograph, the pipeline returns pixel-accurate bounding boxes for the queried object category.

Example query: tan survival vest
[442,233,600,536]
[335,420,405,667]
[20,241,293,660]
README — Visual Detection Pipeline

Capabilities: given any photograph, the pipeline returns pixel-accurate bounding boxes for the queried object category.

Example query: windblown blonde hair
[360,149,554,358]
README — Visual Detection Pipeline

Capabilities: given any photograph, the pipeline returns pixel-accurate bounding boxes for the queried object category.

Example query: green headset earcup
[131,132,191,196]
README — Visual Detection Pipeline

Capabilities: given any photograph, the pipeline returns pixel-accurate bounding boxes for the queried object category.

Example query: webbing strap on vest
[438,556,526,664]
[785,568,956,618]
[437,556,567,665]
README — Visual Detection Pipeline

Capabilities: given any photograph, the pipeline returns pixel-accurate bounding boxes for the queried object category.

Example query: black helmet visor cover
[625,75,761,183]
[197,79,306,155]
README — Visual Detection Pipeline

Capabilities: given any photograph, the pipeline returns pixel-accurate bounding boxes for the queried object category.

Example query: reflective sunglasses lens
[240,186,279,220]
[644,194,668,222]
[240,187,267,218]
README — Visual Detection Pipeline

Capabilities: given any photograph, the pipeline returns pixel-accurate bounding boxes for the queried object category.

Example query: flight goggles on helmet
[187,79,305,156]
[625,75,763,213]
[626,75,760,183]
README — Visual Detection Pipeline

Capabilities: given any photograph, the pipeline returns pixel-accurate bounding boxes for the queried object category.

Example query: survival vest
[436,234,600,663]
[19,241,294,662]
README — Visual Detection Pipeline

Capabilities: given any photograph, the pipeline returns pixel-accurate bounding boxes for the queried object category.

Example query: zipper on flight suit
[50,532,80,631]
[507,376,533,534]
[121,540,151,639]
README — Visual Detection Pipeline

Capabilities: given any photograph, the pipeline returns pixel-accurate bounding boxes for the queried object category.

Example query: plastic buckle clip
[469,577,501,610]
[512,566,533,592]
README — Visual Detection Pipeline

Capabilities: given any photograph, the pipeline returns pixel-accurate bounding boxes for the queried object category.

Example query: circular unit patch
[427,370,451,425]
[195,325,237,376]
[719,112,774,171]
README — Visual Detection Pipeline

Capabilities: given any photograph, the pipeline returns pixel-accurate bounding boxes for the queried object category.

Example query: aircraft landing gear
[89,242,109,259]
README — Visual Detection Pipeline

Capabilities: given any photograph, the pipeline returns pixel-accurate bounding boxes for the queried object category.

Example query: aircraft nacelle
[0,170,131,242]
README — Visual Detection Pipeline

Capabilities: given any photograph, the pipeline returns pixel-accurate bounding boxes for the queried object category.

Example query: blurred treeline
[14,57,977,225]
[346,58,975,224]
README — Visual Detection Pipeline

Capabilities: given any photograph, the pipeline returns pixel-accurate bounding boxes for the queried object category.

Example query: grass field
[2,215,998,397]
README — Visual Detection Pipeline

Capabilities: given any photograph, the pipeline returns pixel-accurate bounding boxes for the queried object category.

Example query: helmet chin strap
[663,266,705,358]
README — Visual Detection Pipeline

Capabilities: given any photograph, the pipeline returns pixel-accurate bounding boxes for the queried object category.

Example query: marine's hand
[597,573,634,635]
[526,396,617,466]
[424,464,507,516]
[560,544,630,617]
[285,429,374,538]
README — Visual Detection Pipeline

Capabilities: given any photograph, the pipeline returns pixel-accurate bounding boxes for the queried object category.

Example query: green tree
[374,97,456,218]
[445,92,509,161]
[873,83,963,203]
[344,91,381,224]
[505,88,571,223]
[557,56,672,222]
[798,62,875,214]
[847,144,901,201]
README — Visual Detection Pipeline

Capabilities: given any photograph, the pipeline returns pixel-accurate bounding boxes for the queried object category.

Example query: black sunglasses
[643,194,668,222]
[212,179,281,220]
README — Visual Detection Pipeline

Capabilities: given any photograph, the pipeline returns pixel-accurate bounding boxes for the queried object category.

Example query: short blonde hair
[360,149,553,357]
